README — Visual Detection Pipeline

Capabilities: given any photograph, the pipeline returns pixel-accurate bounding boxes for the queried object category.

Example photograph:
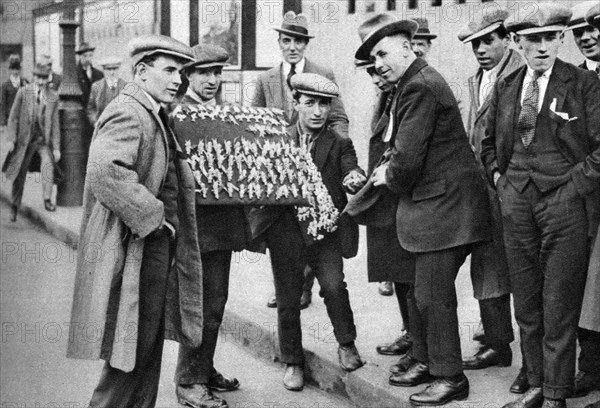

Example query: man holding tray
[248,72,366,391]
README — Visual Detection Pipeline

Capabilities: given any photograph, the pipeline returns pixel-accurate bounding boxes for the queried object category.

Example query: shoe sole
[509,386,529,394]
[377,348,411,356]
[177,397,228,408]
[409,388,469,406]
[389,376,434,387]
[283,384,304,391]
[207,384,240,393]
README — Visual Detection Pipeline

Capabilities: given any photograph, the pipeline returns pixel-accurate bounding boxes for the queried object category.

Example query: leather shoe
[409,374,469,406]
[389,362,432,387]
[9,204,17,222]
[463,344,512,370]
[378,281,394,296]
[510,366,530,394]
[573,370,600,397]
[176,384,228,408]
[501,387,543,408]
[585,400,600,408]
[472,321,485,342]
[300,290,311,310]
[44,199,56,212]
[376,333,412,356]
[541,399,566,408]
[207,371,240,392]
[266,294,277,308]
[338,344,364,372]
[390,354,419,374]
[283,364,304,391]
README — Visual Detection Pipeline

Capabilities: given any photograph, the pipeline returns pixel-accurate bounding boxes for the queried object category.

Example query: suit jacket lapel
[498,66,527,153]
[544,59,569,139]
[313,129,334,171]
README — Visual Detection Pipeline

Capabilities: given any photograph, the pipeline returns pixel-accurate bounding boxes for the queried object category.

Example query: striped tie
[516,71,541,148]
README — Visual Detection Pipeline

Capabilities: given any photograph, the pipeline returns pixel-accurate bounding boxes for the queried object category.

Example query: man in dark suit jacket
[481,5,600,407]
[171,43,250,408]
[0,54,28,128]
[358,14,491,405]
[75,42,104,109]
[247,73,366,392]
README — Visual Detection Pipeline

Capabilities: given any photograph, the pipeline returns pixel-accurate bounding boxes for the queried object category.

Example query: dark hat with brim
[412,18,437,40]
[290,73,339,98]
[32,62,51,77]
[355,14,419,60]
[128,34,195,67]
[274,11,314,39]
[586,3,600,29]
[566,0,598,31]
[354,59,374,70]
[8,54,21,70]
[182,43,230,72]
[75,42,96,54]
[458,4,509,43]
[505,2,571,35]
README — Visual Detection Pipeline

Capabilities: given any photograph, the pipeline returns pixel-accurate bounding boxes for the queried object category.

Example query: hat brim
[460,21,504,43]
[514,25,566,35]
[413,33,437,40]
[75,47,95,54]
[102,64,121,69]
[354,60,374,70]
[182,61,230,71]
[294,89,338,98]
[355,20,419,60]
[33,71,50,77]
[132,49,196,67]
[565,21,589,31]
[273,28,314,39]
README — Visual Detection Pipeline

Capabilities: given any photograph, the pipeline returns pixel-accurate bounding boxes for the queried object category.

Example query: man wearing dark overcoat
[0,54,28,129]
[359,14,492,405]
[171,43,251,408]
[75,42,104,108]
[66,35,203,408]
[480,4,600,407]
[247,72,366,391]
[457,5,524,389]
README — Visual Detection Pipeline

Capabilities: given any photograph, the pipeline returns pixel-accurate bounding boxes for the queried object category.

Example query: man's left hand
[343,170,367,194]
[371,163,389,187]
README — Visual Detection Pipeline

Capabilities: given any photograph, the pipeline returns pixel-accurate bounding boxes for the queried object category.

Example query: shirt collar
[526,63,554,80]
[141,89,161,113]
[106,78,118,88]
[185,88,216,105]
[585,59,599,72]
[282,58,306,76]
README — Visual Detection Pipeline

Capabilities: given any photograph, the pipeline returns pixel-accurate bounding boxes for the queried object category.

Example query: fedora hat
[274,11,314,39]
[355,14,419,60]
[413,18,437,40]
[354,59,374,70]
[566,0,599,31]
[75,42,95,54]
[182,43,230,72]
[505,2,571,35]
[586,2,600,29]
[457,3,509,43]
[128,34,195,67]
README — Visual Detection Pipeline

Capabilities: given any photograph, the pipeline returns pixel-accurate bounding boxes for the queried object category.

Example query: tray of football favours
[172,104,339,240]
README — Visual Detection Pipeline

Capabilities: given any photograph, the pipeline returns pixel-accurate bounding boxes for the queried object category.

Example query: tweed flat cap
[458,4,509,43]
[505,3,571,35]
[567,1,599,30]
[99,56,122,69]
[274,11,314,39]
[355,14,419,60]
[32,62,51,77]
[290,73,339,98]
[128,35,195,67]
[182,44,229,71]
[413,18,437,40]
[586,2,600,29]
[75,42,95,54]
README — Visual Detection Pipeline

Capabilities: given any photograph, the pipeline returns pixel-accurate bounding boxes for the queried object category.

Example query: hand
[53,149,61,162]
[371,163,389,187]
[493,171,501,187]
[343,171,367,194]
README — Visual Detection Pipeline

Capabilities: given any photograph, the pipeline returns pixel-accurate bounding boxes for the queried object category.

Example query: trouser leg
[175,250,232,385]
[479,294,514,347]
[303,265,315,293]
[394,282,411,333]
[11,142,37,208]
[38,145,54,200]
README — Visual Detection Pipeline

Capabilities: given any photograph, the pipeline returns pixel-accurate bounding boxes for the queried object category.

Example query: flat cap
[505,3,571,35]
[75,42,95,54]
[586,2,600,29]
[274,11,314,39]
[128,34,195,67]
[290,73,339,98]
[458,3,509,43]
[99,56,122,68]
[413,18,437,40]
[567,1,599,30]
[182,43,229,71]
[355,14,419,60]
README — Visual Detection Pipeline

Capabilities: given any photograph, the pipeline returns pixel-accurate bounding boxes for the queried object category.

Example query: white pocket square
[550,98,578,122]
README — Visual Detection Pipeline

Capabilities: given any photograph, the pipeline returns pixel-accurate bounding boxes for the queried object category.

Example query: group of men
[58,2,600,408]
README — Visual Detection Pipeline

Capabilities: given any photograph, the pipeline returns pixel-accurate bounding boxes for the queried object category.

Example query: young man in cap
[67,35,204,408]
[87,57,126,125]
[458,4,526,392]
[75,42,104,108]
[171,43,249,408]
[247,72,366,391]
[481,4,600,407]
[3,62,60,221]
[566,1,600,400]
[359,13,492,405]
[252,11,351,310]
[0,54,28,130]
[411,17,436,60]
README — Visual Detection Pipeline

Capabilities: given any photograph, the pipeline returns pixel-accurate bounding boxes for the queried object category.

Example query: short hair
[493,25,509,39]
[292,90,332,104]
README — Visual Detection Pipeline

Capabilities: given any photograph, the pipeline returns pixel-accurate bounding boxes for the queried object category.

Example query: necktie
[517,71,541,148]
[595,65,600,80]
[287,63,296,90]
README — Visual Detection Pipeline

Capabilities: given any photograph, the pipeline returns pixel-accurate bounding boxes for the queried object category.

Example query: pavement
[1,160,598,408]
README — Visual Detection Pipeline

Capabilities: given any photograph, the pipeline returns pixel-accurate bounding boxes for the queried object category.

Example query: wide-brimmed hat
[75,42,95,54]
[32,62,51,77]
[355,14,419,60]
[290,73,339,98]
[505,3,571,35]
[182,44,229,72]
[99,56,122,69]
[566,0,599,31]
[354,59,374,70]
[586,2,600,29]
[458,4,509,43]
[128,34,195,67]
[8,54,21,70]
[274,11,314,40]
[413,18,437,40]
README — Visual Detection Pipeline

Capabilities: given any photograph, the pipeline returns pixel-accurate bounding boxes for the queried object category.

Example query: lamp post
[57,16,87,206]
